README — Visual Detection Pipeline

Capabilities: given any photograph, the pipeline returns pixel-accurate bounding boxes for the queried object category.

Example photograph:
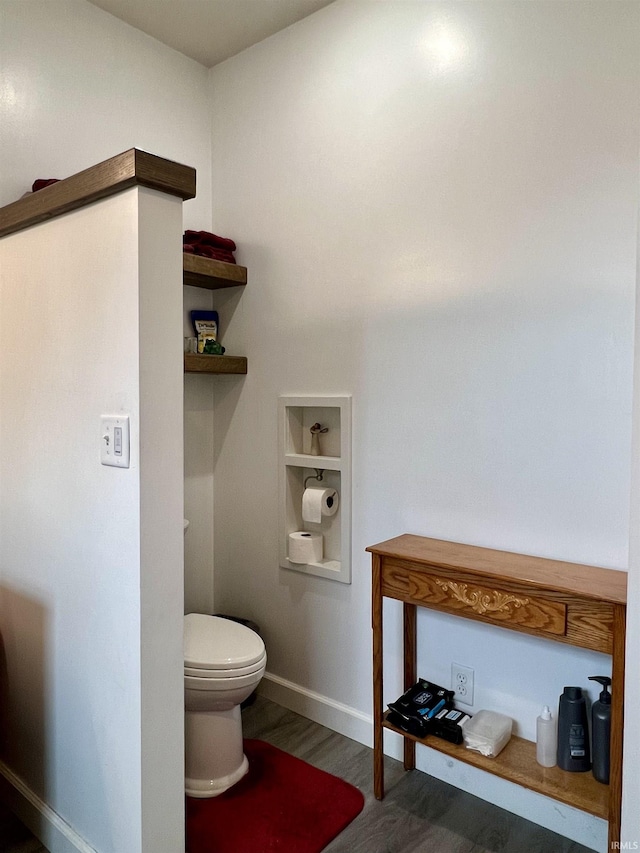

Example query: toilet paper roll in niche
[288,531,323,564]
[302,488,340,524]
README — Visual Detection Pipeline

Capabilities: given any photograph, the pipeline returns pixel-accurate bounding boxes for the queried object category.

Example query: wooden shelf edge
[184,354,247,375]
[182,252,247,289]
[382,715,608,820]
[0,149,196,240]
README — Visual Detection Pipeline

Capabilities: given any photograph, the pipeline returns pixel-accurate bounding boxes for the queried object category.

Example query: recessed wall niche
[278,396,351,583]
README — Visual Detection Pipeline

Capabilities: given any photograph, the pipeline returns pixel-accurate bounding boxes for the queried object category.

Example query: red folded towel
[183,240,236,264]
[183,229,237,252]
[32,178,60,192]
[203,247,235,263]
[183,244,236,264]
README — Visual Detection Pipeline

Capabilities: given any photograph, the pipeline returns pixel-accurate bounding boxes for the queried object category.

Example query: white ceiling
[86,0,334,67]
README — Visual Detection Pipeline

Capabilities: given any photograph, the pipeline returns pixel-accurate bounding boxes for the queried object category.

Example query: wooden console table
[367,534,627,849]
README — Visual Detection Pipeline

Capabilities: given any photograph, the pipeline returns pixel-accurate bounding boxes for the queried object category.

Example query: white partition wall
[0,185,184,853]
[138,187,185,853]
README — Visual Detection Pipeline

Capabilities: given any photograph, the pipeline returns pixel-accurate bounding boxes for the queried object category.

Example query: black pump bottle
[557,686,591,772]
[589,676,612,784]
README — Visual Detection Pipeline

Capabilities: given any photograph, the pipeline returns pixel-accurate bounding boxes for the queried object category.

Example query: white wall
[0,0,210,226]
[208,2,640,849]
[0,0,216,615]
[0,187,184,853]
[183,296,215,616]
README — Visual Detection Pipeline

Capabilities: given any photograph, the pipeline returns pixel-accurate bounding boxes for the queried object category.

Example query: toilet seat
[184,649,267,680]
[184,613,265,673]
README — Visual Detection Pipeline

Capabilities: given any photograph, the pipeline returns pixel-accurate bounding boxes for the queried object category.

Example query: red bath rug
[186,738,365,853]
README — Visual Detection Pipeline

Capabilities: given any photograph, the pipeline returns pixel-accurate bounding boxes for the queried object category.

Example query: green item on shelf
[200,337,226,355]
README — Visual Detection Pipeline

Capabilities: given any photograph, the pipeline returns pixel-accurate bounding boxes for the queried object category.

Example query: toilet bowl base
[185,704,249,798]
[186,752,248,798]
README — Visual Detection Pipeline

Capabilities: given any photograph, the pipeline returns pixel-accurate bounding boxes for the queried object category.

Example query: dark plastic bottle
[589,676,611,784]
[557,686,591,772]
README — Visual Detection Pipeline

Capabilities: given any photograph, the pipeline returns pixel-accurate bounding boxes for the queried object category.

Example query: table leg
[608,603,626,849]
[372,554,384,799]
[403,602,417,771]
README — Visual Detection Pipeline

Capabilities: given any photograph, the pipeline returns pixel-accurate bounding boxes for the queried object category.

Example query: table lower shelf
[383,713,608,819]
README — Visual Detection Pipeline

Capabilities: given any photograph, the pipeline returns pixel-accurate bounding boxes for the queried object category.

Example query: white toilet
[184,612,266,798]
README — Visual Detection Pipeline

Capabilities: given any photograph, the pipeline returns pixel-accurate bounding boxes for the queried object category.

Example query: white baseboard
[259,671,380,750]
[0,760,96,853]
[259,671,605,852]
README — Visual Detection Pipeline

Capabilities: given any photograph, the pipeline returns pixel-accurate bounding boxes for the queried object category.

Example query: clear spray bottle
[536,705,557,767]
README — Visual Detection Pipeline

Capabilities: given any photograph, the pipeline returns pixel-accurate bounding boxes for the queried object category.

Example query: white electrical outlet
[451,662,474,706]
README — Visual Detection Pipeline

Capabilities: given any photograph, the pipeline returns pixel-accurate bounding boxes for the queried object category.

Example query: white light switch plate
[101,416,130,468]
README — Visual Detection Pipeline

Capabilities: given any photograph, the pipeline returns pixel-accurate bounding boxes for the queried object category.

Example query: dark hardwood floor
[242,695,594,853]
[0,694,594,852]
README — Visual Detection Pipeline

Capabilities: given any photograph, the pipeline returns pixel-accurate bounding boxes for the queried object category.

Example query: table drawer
[409,571,567,636]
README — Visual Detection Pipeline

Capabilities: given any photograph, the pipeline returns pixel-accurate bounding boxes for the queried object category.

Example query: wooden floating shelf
[183,252,247,290]
[382,713,608,820]
[184,354,247,375]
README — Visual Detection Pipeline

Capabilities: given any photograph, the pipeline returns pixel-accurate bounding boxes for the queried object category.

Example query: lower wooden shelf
[184,354,247,375]
[183,252,247,289]
[383,713,608,819]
